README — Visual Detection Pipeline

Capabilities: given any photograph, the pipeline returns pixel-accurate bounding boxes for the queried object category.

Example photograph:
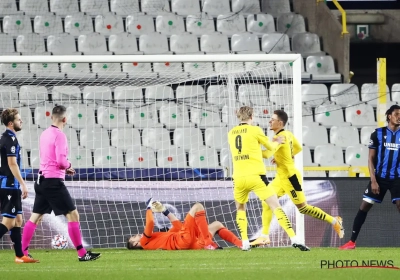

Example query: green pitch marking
[325,112,330,117]
[140,113,145,118]
[317,63,322,68]
[200,156,205,161]
[258,22,264,27]
[356,153,360,158]
[110,114,115,119]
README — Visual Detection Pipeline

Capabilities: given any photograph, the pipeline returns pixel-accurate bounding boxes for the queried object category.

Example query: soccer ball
[52,234,68,249]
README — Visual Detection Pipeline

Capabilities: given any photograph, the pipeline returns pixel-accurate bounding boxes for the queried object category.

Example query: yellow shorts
[269,171,306,205]
[233,175,276,204]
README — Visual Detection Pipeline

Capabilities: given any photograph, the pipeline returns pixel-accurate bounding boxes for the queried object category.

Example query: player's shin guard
[273,207,295,238]
[0,223,8,239]
[10,227,24,257]
[236,210,248,240]
[22,221,37,256]
[217,228,242,248]
[298,204,334,224]
[68,222,87,258]
[350,209,368,242]
[262,202,273,236]
[194,210,212,245]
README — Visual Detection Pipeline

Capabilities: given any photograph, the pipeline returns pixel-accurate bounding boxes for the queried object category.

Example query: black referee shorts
[363,177,400,204]
[33,177,76,216]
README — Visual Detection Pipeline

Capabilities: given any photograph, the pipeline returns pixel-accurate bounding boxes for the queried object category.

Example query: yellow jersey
[228,124,280,178]
[263,130,302,178]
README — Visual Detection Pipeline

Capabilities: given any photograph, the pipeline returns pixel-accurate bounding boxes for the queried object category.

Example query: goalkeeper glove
[152,201,170,216]
[146,198,153,209]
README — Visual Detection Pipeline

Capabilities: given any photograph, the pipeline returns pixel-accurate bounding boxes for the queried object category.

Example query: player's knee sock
[350,209,368,242]
[194,210,212,245]
[10,227,24,257]
[261,202,273,236]
[22,220,37,256]
[298,205,334,224]
[217,228,242,248]
[0,223,9,239]
[236,210,248,240]
[68,222,87,257]
[273,207,295,238]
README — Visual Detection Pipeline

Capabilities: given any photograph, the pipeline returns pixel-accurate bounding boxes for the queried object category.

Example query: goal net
[0,54,303,249]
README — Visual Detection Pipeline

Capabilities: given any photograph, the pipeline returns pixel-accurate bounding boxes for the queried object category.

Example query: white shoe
[241,240,251,251]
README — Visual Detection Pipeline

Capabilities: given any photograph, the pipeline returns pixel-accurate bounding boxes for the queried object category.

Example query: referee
[21,105,101,261]
[340,104,400,250]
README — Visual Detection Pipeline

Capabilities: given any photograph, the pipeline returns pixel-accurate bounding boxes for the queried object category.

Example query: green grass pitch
[1,248,399,280]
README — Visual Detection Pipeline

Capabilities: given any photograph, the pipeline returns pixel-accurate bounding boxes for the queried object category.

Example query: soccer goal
[0,53,303,249]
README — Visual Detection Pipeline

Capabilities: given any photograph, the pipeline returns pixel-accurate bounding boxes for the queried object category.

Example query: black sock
[350,209,368,242]
[0,223,8,239]
[10,227,24,257]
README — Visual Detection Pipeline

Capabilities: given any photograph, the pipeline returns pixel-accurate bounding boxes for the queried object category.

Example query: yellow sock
[236,210,248,240]
[261,201,273,236]
[298,204,334,224]
[273,207,295,238]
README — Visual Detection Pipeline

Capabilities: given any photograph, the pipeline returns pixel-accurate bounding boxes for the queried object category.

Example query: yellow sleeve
[262,149,274,159]
[292,135,302,156]
[256,127,279,152]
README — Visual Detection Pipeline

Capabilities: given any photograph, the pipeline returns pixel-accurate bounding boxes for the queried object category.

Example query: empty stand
[360,126,376,145]
[34,14,63,36]
[126,147,157,168]
[231,33,261,54]
[277,13,306,38]
[78,33,112,55]
[247,14,275,35]
[80,0,110,15]
[232,0,261,14]
[191,104,222,128]
[139,33,171,54]
[306,56,341,83]
[65,13,94,36]
[142,128,172,150]
[111,128,141,151]
[126,15,155,35]
[69,148,93,168]
[330,126,360,148]
[20,0,49,15]
[157,147,187,168]
[292,33,325,57]
[262,33,291,53]
[186,13,215,35]
[159,103,191,129]
[346,145,369,166]
[216,14,246,36]
[174,128,204,151]
[345,104,376,127]
[97,106,129,128]
[141,0,171,16]
[202,0,231,16]
[80,128,110,149]
[189,147,219,168]
[314,144,347,166]
[301,84,329,106]
[16,34,47,55]
[47,33,80,55]
[205,127,229,150]
[330,84,360,107]
[302,123,328,148]
[156,14,185,36]
[171,33,202,54]
[314,103,348,127]
[201,33,230,54]
[94,147,123,168]
[109,33,142,55]
[95,13,125,35]
[261,0,291,18]
[361,83,390,106]
[172,0,201,15]
[111,0,140,16]
[50,0,79,16]
[66,104,97,129]
[128,104,160,128]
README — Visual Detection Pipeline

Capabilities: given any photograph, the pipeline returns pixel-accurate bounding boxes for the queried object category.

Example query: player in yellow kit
[252,110,344,246]
[228,106,309,251]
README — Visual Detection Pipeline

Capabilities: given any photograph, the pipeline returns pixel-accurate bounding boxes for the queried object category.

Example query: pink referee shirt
[39,125,71,179]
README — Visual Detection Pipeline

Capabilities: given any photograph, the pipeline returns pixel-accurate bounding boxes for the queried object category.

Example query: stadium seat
[314,144,347,166]
[139,33,171,54]
[202,0,231,16]
[245,61,279,79]
[114,86,144,107]
[216,14,246,36]
[145,86,174,109]
[65,13,95,36]
[391,84,400,103]
[0,0,18,16]
[345,104,376,127]
[16,34,48,55]
[269,84,292,104]
[292,33,325,57]
[66,104,97,129]
[306,56,341,83]
[231,33,261,54]
[20,149,30,169]
[111,0,140,16]
[94,147,123,168]
[20,0,49,15]
[50,0,79,16]
[83,86,112,104]
[69,148,93,168]
[247,14,275,36]
[47,33,80,55]
[330,126,360,148]
[128,104,160,128]
[253,105,280,127]
[17,107,34,128]
[207,85,229,108]
[141,0,170,15]
[284,104,313,125]
[186,13,215,36]
[16,128,44,149]
[261,0,291,18]
[157,147,187,168]
[30,63,63,78]
[111,128,141,151]
[360,126,376,145]
[34,14,63,36]
[189,147,219,168]
[0,86,19,109]
[302,123,328,148]
[277,13,306,38]
[191,104,222,128]
[109,33,142,55]
[122,62,156,79]
[0,63,30,79]
[276,59,310,81]
[314,103,348,127]
[80,0,110,15]
[153,62,185,78]
[0,34,19,55]
[19,86,48,107]
[238,84,268,106]
[361,83,390,106]
[346,145,369,166]
[97,106,129,128]
[262,33,291,54]
[78,33,112,55]
[126,15,155,36]
[171,0,200,15]
[214,61,244,74]
[174,128,204,152]
[183,62,214,76]
[159,104,191,129]
[3,15,32,36]
[61,63,95,79]
[156,14,185,36]
[142,128,172,150]
[95,13,124,35]
[80,128,110,149]
[126,147,157,168]
[92,63,125,78]
[64,127,79,148]
[232,0,261,14]
[301,84,329,106]
[205,127,229,150]
[176,86,205,104]
[29,149,40,168]
[330,84,360,107]
[222,101,241,126]
[171,33,203,54]
[51,86,82,103]
[303,145,318,167]
[200,33,230,54]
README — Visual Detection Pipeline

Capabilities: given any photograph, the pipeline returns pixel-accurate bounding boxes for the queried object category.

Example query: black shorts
[363,177,400,204]
[0,188,22,218]
[32,178,76,216]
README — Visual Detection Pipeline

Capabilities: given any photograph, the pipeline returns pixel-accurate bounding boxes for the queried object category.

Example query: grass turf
[1,248,399,280]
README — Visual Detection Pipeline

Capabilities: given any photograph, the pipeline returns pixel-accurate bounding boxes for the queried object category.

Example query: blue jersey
[0,129,21,189]
[368,127,400,180]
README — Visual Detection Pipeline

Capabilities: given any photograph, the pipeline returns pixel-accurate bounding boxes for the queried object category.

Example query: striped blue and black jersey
[368,126,400,180]
[0,129,21,189]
